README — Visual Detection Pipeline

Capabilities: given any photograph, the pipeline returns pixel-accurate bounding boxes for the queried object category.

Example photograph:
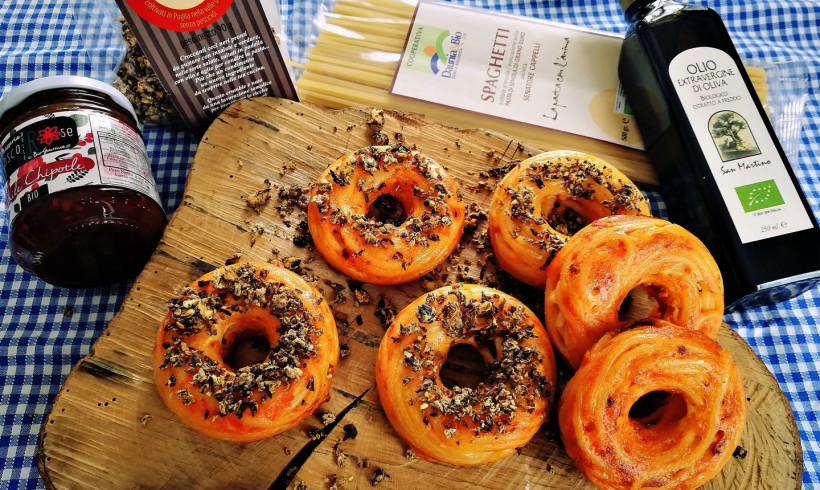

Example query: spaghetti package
[295,0,807,187]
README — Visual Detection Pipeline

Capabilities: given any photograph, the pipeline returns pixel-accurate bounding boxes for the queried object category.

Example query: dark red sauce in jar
[0,76,167,288]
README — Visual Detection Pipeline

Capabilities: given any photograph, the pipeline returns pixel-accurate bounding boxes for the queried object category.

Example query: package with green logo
[390,2,643,149]
[297,0,655,183]
[296,0,806,190]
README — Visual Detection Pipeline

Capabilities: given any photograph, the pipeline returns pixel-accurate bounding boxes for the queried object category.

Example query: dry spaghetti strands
[559,322,747,490]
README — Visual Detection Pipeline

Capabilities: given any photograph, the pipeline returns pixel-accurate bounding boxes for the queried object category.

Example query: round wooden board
[38,98,802,489]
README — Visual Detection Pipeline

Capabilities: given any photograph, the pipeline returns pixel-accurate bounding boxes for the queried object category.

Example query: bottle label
[1,110,162,225]
[669,47,813,243]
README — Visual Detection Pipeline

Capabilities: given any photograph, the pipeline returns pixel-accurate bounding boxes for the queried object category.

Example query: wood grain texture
[38,98,801,489]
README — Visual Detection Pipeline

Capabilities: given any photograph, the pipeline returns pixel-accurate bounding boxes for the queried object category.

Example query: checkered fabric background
[1,0,818,488]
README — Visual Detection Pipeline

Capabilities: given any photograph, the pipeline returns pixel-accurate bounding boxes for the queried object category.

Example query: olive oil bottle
[617,0,820,310]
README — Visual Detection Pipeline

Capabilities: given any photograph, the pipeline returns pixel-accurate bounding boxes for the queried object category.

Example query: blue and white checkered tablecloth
[1,0,818,488]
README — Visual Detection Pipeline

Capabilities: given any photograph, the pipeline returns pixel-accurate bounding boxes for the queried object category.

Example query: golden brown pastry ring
[489,150,650,288]
[375,284,557,466]
[308,144,465,285]
[153,262,339,442]
[545,214,724,369]
[559,321,747,489]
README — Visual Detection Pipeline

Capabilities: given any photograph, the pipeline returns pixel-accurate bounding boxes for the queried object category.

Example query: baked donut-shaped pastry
[489,150,650,287]
[308,144,465,285]
[559,322,747,489]
[545,215,723,369]
[153,262,339,442]
[375,284,557,466]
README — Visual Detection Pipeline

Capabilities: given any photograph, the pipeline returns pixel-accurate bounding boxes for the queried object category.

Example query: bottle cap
[0,76,138,123]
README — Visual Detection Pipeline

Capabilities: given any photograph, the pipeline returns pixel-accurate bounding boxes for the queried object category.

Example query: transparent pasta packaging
[295,0,809,186]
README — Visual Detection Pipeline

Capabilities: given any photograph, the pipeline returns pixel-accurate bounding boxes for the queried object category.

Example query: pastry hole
[367,194,407,226]
[629,390,687,428]
[618,286,663,322]
[223,327,272,371]
[440,344,486,390]
[545,201,587,236]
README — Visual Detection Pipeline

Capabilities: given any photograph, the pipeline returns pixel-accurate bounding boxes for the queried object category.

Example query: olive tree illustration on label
[709,110,761,161]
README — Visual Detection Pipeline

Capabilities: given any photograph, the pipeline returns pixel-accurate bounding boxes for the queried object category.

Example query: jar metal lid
[0,75,138,123]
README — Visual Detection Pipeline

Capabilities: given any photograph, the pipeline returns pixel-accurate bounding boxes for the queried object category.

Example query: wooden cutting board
[38,98,802,489]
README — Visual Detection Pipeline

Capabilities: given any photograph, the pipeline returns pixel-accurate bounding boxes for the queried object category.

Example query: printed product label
[1,110,162,225]
[390,2,643,149]
[669,47,813,243]
[124,0,235,32]
[116,0,296,133]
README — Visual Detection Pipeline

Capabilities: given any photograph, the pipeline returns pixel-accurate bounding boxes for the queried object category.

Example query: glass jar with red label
[0,76,167,288]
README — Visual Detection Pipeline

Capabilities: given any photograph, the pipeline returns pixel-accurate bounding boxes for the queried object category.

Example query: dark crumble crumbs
[327,282,348,304]
[159,264,323,419]
[283,256,302,271]
[332,439,347,467]
[225,253,242,265]
[342,423,358,441]
[371,129,390,146]
[294,481,308,490]
[484,161,519,179]
[321,412,337,426]
[113,18,178,124]
[244,179,273,213]
[276,184,310,219]
[463,202,488,233]
[280,162,297,177]
[375,296,397,329]
[249,224,265,246]
[293,220,313,249]
[733,446,748,460]
[307,428,325,440]
[367,108,385,126]
[370,468,391,486]
[353,287,371,307]
[339,343,351,358]
[405,448,417,460]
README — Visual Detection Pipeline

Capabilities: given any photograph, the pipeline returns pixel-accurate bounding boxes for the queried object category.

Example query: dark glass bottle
[617,0,820,310]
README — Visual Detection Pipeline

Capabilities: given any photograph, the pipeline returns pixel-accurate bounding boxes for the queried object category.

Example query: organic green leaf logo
[735,179,784,212]
[403,25,463,76]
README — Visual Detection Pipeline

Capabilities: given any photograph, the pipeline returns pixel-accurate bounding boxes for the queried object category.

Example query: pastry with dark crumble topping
[375,283,556,465]
[153,262,339,442]
[308,144,465,285]
[489,150,650,287]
